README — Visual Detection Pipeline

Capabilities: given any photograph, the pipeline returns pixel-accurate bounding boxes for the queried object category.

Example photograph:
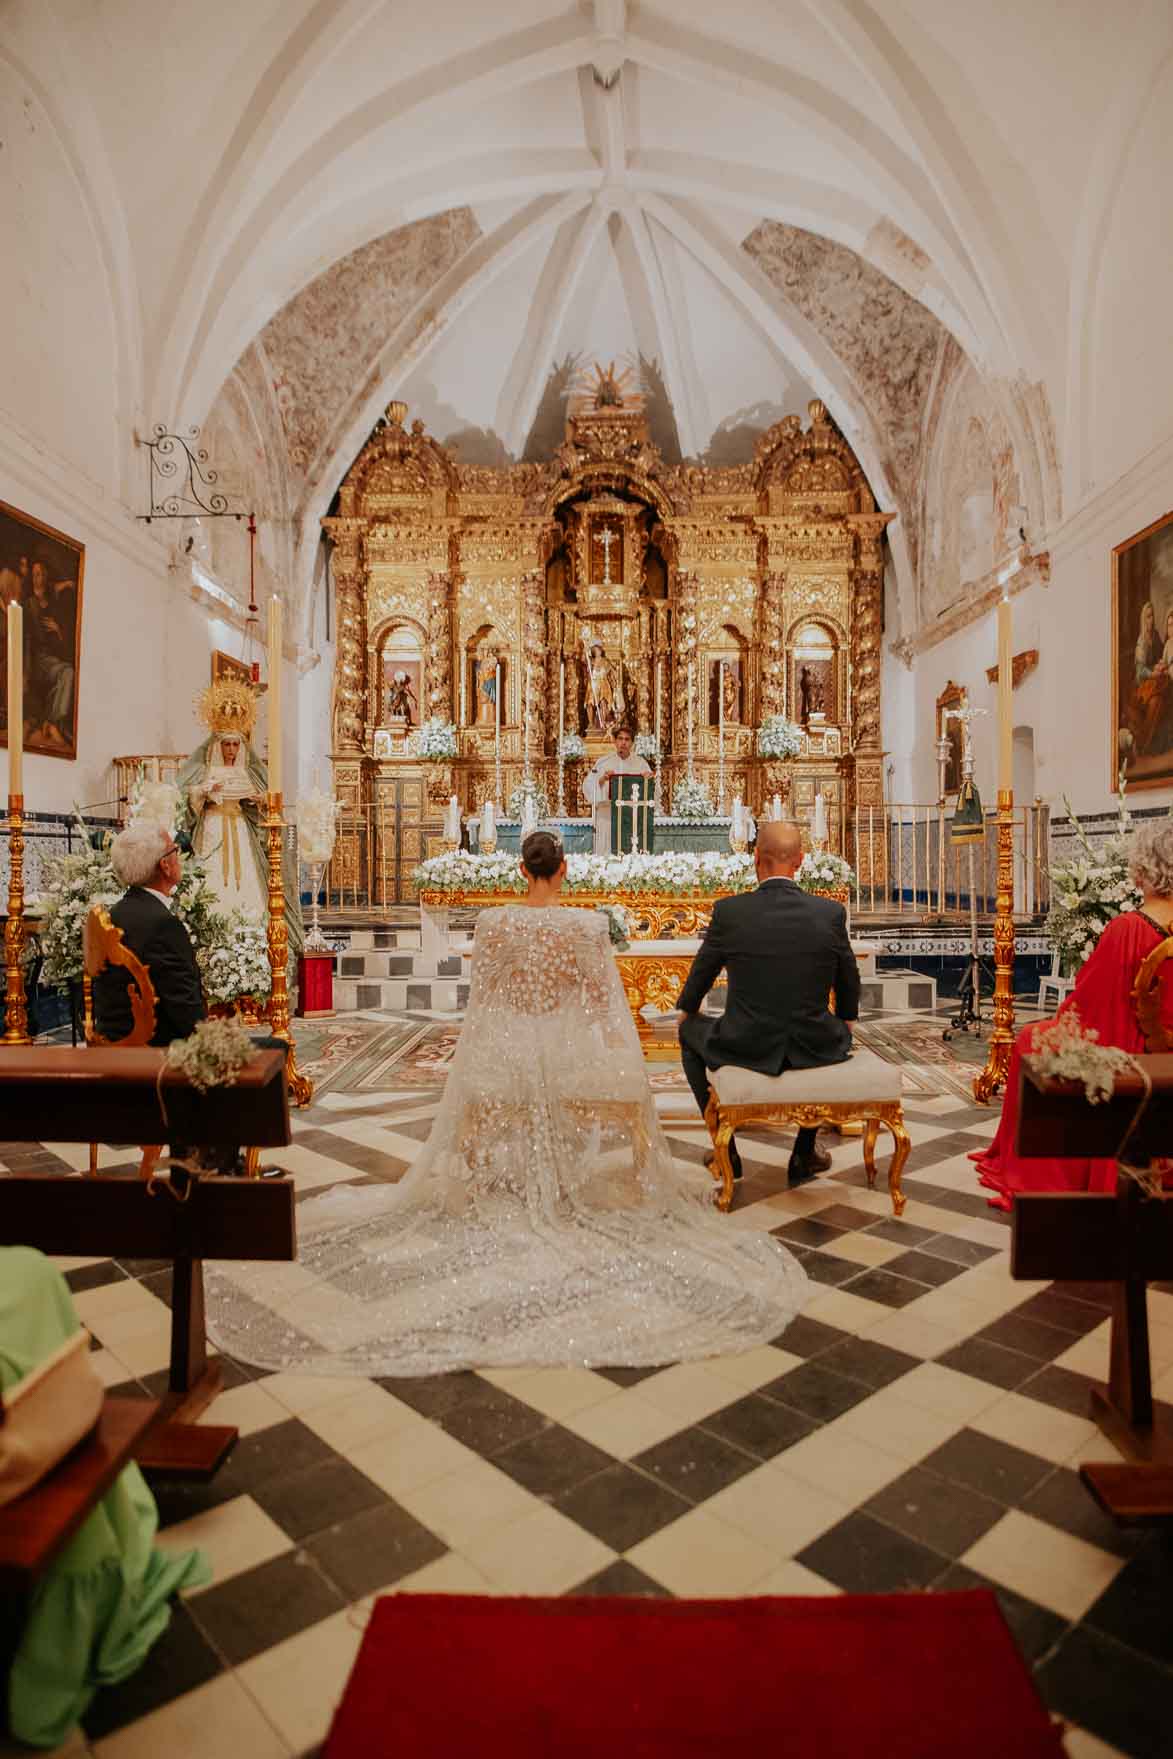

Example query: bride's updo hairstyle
[521,830,564,879]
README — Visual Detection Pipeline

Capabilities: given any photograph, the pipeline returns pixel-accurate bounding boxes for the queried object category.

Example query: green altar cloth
[1,1248,209,1748]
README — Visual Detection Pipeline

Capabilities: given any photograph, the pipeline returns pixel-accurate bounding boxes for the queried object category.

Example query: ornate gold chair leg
[862,1119,880,1190]
[138,1144,162,1182]
[702,1095,733,1211]
[887,1114,911,1217]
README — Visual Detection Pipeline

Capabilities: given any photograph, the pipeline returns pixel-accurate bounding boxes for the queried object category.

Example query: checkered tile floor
[5,1001,1172,1759]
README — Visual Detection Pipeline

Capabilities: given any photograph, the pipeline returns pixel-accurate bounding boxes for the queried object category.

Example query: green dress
[1,1249,210,1747]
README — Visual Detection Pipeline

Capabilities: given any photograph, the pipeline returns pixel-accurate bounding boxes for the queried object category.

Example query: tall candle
[460,662,467,728]
[813,788,828,845]
[997,593,1012,793]
[6,601,21,795]
[772,792,782,821]
[655,658,662,749]
[267,595,282,796]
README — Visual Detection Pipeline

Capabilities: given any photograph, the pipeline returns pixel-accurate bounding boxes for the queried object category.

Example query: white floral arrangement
[756,715,805,760]
[1046,783,1142,977]
[414,848,754,898]
[633,733,659,761]
[797,850,856,894]
[507,778,550,821]
[128,767,181,835]
[596,903,632,950]
[557,732,587,761]
[671,776,714,820]
[198,908,272,1006]
[166,1017,257,1095]
[416,717,458,761]
[295,785,340,864]
[1023,1007,1134,1106]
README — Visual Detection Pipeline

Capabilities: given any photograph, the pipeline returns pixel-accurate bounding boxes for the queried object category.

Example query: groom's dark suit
[93,886,205,1048]
[677,876,860,1175]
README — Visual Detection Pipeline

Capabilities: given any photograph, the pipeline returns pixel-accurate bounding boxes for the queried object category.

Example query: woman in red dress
[973,822,1173,1210]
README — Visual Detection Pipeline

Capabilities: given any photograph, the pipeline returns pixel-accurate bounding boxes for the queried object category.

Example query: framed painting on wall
[936,680,966,797]
[1113,509,1173,790]
[212,650,254,685]
[0,498,84,761]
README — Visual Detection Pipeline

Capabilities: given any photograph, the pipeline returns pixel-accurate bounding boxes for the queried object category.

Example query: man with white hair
[93,820,205,1046]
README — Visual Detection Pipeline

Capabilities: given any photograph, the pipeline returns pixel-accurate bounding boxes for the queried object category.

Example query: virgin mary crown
[196,677,258,739]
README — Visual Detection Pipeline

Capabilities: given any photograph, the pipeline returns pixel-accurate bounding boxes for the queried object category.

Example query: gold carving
[705,1093,909,1216]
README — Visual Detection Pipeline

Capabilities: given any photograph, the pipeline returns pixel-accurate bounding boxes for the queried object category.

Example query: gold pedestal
[265,794,314,1107]
[3,794,30,1046]
[973,788,1016,1104]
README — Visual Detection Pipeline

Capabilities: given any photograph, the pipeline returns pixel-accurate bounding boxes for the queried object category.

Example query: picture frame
[212,650,254,685]
[0,498,85,762]
[936,680,966,798]
[1112,509,1173,791]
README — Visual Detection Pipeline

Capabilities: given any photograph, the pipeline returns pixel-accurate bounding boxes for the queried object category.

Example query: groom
[676,819,860,1184]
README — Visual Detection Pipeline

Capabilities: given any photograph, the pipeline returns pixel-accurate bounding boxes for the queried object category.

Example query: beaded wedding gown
[205,905,808,1374]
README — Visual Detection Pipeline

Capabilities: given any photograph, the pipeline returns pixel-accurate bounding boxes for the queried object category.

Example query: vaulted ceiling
[20,0,1168,627]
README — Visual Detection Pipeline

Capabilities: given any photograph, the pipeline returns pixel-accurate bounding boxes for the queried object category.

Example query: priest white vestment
[583,752,653,854]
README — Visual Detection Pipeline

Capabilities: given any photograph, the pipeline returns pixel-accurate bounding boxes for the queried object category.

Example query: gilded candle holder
[3,793,31,1046]
[264,793,314,1107]
[973,788,1016,1104]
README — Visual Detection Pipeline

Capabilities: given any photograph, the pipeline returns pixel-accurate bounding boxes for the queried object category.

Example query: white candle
[267,595,282,797]
[460,661,467,728]
[495,661,501,738]
[655,658,662,750]
[482,799,495,840]
[998,593,1013,794]
[772,792,782,822]
[6,601,21,796]
[813,788,828,845]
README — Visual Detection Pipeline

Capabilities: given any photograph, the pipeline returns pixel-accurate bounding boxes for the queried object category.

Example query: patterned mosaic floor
[3,999,1169,1759]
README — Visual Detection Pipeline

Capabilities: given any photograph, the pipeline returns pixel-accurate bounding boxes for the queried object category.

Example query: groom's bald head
[755,820,804,879]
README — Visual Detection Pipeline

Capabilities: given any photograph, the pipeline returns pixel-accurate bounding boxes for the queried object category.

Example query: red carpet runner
[324,1589,1066,1757]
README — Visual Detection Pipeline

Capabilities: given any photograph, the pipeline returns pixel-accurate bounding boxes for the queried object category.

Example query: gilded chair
[82,906,162,1180]
[1132,932,1173,1052]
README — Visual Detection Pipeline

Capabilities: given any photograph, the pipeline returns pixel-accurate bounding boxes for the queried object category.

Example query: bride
[205,831,808,1374]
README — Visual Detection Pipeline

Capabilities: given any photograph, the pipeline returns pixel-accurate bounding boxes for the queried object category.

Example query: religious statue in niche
[474,646,506,726]
[797,664,824,724]
[1115,511,1173,788]
[384,668,418,726]
[707,658,743,725]
[583,641,622,736]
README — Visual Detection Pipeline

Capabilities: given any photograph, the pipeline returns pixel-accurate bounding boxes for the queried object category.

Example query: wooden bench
[0,1047,296,1478]
[703,1050,909,1215]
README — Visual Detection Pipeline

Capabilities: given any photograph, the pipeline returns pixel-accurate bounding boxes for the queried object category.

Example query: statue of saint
[475,648,502,726]
[584,643,620,735]
[178,679,303,952]
[385,669,417,725]
[798,664,823,725]
[721,663,741,723]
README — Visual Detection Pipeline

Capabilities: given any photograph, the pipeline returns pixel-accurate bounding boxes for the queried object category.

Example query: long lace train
[205,905,808,1373]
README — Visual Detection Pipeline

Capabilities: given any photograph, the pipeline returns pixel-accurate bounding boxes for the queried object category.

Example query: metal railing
[849,800,1050,918]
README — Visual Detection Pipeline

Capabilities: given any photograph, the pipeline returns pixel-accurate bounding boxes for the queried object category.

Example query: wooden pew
[1015,1055,1173,1520]
[0,1048,296,1478]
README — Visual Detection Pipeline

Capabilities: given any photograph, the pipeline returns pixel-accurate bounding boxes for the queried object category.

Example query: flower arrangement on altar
[1045,780,1143,976]
[756,715,805,760]
[415,718,458,761]
[796,850,856,895]
[633,733,659,761]
[596,903,632,950]
[414,848,755,897]
[557,732,587,762]
[198,908,272,1007]
[671,776,714,821]
[508,778,550,821]
[128,767,181,836]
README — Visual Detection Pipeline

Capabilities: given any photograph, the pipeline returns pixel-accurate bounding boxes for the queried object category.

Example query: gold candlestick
[265,793,314,1107]
[973,788,1016,1103]
[3,795,31,1046]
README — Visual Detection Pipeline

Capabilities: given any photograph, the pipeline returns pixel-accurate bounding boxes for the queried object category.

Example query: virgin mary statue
[178,679,303,952]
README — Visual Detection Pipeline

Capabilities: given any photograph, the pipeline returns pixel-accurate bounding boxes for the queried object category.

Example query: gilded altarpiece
[324,395,890,901]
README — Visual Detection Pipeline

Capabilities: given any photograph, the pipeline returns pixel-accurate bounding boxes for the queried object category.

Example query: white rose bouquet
[797,850,856,894]
[416,718,458,761]
[756,716,804,760]
[671,777,714,820]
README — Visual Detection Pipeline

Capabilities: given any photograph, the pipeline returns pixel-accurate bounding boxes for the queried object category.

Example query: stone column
[426,571,454,724]
[674,572,699,756]
[325,522,365,753]
[522,571,546,757]
[852,562,883,753]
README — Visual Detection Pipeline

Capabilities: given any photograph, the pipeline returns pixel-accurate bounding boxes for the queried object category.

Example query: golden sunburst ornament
[573,360,638,411]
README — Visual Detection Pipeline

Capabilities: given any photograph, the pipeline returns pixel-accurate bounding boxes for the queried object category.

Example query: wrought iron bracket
[136,426,254,523]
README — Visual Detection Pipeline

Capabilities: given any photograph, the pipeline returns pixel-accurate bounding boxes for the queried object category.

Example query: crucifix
[1015,1052,1173,1519]
[598,526,618,586]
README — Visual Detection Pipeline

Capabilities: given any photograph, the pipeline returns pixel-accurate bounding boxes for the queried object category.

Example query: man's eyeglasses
[161,845,181,861]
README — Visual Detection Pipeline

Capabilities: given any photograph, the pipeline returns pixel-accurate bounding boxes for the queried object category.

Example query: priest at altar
[582,724,653,854]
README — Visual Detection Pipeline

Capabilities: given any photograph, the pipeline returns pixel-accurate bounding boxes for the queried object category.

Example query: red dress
[972,911,1173,1210]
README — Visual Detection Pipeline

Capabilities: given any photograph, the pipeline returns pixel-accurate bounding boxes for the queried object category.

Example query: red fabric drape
[973,910,1173,1209]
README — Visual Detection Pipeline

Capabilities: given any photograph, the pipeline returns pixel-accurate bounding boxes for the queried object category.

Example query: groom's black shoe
[788,1140,832,1186]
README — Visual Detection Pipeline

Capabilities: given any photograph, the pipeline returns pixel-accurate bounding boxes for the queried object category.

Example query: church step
[334,950,465,980]
[333,974,469,1014]
[344,928,422,952]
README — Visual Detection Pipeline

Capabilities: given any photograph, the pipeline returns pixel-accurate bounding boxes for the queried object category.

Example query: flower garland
[671,776,714,821]
[415,717,458,760]
[415,849,755,897]
[1023,1007,1134,1105]
[166,1017,257,1094]
[756,715,804,760]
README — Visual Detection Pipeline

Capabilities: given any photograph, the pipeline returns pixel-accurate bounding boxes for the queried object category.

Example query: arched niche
[373,619,424,728]
[705,623,750,727]
[463,623,509,729]
[788,618,843,727]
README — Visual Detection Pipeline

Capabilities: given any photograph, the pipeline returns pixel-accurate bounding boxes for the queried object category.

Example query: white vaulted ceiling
[14,0,1172,627]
